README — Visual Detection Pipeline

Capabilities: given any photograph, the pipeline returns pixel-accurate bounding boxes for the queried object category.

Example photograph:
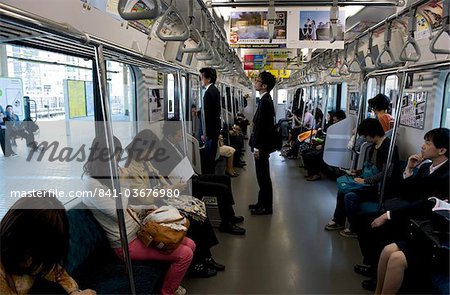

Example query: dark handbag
[23,118,39,132]
[270,123,283,152]
[409,218,449,274]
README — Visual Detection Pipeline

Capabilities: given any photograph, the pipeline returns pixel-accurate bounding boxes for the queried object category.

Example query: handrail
[376,20,396,68]
[363,31,376,71]
[182,0,204,53]
[196,41,214,60]
[182,27,204,53]
[329,0,339,43]
[399,7,421,62]
[330,52,341,77]
[155,0,189,42]
[117,0,161,20]
[429,0,450,55]
[348,39,362,73]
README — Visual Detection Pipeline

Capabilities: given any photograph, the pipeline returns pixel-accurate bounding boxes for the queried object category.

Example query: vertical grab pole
[94,45,136,295]
[224,85,229,126]
[378,71,407,210]
[350,73,368,169]
[176,70,189,160]
[322,84,329,130]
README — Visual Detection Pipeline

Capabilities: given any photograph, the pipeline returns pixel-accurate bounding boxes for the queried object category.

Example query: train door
[189,74,201,137]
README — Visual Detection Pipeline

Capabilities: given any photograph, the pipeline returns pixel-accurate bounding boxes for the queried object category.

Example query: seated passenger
[375,199,449,294]
[348,94,394,153]
[156,123,246,235]
[304,110,347,180]
[234,112,249,138]
[354,128,449,291]
[302,106,315,131]
[0,193,96,295]
[325,119,399,238]
[344,119,399,237]
[286,108,303,147]
[219,135,239,177]
[124,130,229,276]
[229,124,246,168]
[82,136,194,295]
[3,105,39,152]
[314,107,324,129]
[368,94,394,132]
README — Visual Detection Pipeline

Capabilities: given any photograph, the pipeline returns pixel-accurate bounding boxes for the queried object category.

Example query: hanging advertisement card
[229,10,287,48]
[287,8,345,49]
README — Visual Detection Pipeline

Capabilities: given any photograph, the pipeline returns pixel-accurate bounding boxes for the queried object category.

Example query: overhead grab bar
[156,0,189,42]
[330,51,341,77]
[348,39,362,73]
[117,0,161,20]
[399,7,421,61]
[196,41,214,60]
[429,0,450,55]
[268,0,275,43]
[182,0,204,53]
[376,20,397,67]
[329,0,339,43]
[363,31,378,71]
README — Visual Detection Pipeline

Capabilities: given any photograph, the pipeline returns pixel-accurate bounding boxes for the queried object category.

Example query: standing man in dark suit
[249,71,277,215]
[200,68,221,174]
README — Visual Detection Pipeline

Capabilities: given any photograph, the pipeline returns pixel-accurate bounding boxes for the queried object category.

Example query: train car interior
[0,0,448,294]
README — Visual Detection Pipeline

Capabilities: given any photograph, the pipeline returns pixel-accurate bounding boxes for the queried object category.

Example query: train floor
[183,148,371,294]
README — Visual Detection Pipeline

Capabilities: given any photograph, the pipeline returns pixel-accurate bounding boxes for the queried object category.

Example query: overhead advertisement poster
[287,8,345,49]
[244,55,264,70]
[229,10,287,48]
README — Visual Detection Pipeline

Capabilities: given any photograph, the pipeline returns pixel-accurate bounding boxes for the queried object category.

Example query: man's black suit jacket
[203,84,221,141]
[250,92,275,153]
[389,160,449,220]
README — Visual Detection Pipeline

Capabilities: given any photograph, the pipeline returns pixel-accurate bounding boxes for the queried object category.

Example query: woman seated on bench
[82,136,194,295]
[0,193,96,295]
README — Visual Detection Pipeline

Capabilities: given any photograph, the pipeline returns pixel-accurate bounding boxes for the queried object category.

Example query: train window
[181,75,187,111]
[340,83,347,111]
[384,75,399,97]
[277,89,287,105]
[441,73,450,128]
[366,78,378,100]
[167,74,175,119]
[327,84,338,112]
[6,45,93,121]
[106,61,135,121]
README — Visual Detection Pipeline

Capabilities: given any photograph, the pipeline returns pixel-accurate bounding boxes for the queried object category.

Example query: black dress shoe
[205,257,225,271]
[188,263,217,278]
[361,278,376,291]
[248,203,261,210]
[218,222,246,235]
[231,215,244,224]
[354,264,374,277]
[250,207,273,215]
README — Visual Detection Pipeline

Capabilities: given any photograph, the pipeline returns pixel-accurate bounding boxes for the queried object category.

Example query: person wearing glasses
[249,71,277,215]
